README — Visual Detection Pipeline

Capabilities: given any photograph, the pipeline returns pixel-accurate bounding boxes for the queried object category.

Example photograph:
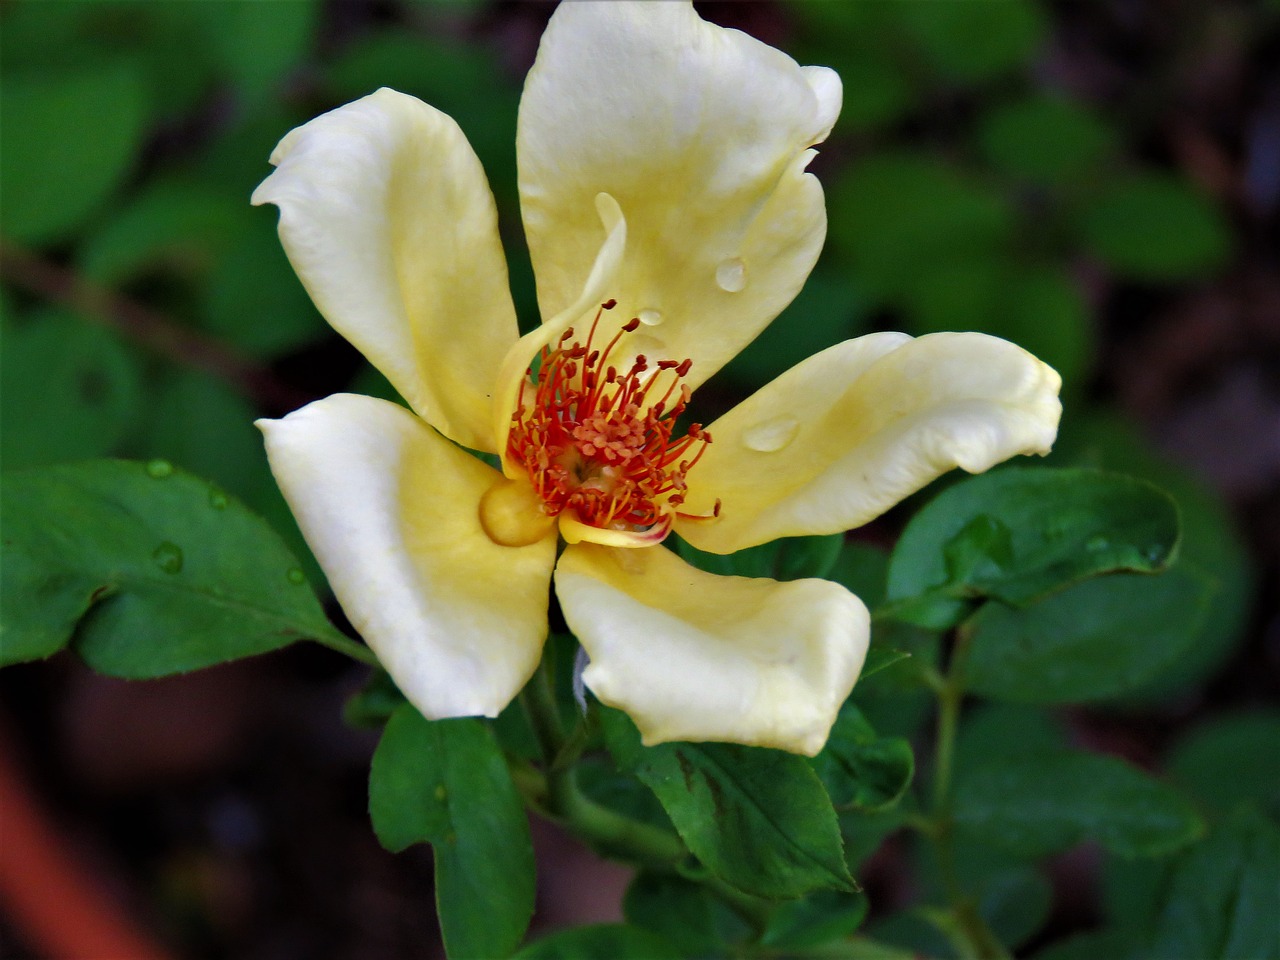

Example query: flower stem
[519,653,686,868]
[926,624,1010,960]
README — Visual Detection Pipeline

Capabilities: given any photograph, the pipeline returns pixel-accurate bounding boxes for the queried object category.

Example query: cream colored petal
[678,333,1063,555]
[517,0,838,389]
[257,394,555,719]
[253,88,516,452]
[555,543,868,757]
[491,193,628,472]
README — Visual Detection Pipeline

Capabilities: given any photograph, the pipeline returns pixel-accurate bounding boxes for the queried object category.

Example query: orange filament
[506,301,718,536]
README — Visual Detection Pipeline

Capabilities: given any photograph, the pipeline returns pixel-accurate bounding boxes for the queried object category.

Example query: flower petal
[257,394,555,719]
[253,88,517,452]
[555,543,868,757]
[678,332,1063,554]
[517,0,838,388]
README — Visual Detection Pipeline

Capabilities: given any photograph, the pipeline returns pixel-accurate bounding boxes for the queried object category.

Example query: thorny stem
[519,654,686,868]
[927,623,1011,960]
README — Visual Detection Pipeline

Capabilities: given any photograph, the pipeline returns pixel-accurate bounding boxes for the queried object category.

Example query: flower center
[505,300,717,539]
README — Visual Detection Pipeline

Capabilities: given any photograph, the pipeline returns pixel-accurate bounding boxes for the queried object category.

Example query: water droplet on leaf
[742,416,800,452]
[286,568,306,585]
[146,459,173,479]
[637,308,663,326]
[715,257,747,292]
[152,542,184,574]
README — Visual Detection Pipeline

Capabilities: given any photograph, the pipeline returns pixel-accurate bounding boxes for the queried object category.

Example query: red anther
[602,299,617,309]
[675,358,693,377]
[622,317,641,333]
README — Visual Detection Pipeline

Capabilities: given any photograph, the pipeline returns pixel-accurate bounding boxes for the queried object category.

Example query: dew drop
[742,416,801,453]
[208,489,228,510]
[152,542,184,574]
[637,308,663,326]
[146,459,173,479]
[286,567,306,585]
[715,257,747,293]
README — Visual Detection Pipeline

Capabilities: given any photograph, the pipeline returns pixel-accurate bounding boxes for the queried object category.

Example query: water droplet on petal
[742,416,801,453]
[146,459,173,479]
[152,542,184,574]
[715,257,747,293]
[286,567,306,585]
[637,308,663,326]
[208,489,228,510]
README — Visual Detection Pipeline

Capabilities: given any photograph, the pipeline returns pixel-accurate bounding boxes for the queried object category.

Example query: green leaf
[0,62,148,244]
[1034,929,1138,960]
[673,532,845,582]
[512,924,683,960]
[1077,174,1232,280]
[979,96,1114,186]
[79,176,249,286]
[1048,412,1252,699]
[953,751,1205,858]
[830,154,1013,302]
[763,889,869,949]
[886,466,1181,611]
[622,872,730,957]
[1166,710,1280,818]
[197,0,317,99]
[0,3,216,120]
[601,709,855,899]
[0,310,144,469]
[343,669,406,730]
[896,0,1046,81]
[811,702,914,813]
[202,218,326,358]
[325,30,519,206]
[965,565,1213,703]
[860,644,912,682]
[953,703,1068,772]
[792,5,916,133]
[905,260,1093,387]
[980,866,1053,950]
[1144,809,1280,960]
[370,708,535,960]
[726,266,871,387]
[0,459,339,673]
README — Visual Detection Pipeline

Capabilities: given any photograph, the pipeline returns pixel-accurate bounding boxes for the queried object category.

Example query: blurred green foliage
[1,2,1270,958]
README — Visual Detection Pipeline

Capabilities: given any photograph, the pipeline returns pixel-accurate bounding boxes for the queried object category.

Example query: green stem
[519,655,686,868]
[926,625,1010,960]
[308,628,380,667]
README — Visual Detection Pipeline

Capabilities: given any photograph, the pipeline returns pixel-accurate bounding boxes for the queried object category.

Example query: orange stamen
[505,303,715,535]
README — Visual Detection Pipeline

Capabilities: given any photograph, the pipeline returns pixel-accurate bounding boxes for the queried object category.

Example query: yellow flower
[253,1,1061,756]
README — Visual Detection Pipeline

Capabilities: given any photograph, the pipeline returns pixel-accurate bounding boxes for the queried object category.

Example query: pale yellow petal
[253,88,516,452]
[257,394,555,719]
[517,0,838,389]
[491,193,628,476]
[555,543,869,757]
[678,333,1063,554]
